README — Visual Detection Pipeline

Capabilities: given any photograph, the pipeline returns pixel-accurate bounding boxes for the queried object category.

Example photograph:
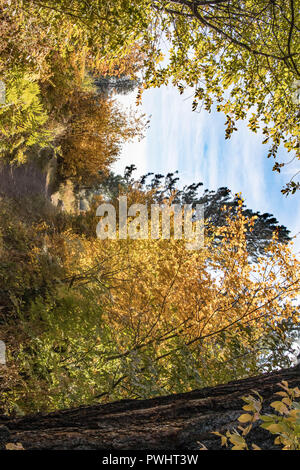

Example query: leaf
[261,423,283,434]
[5,442,24,450]
[229,434,247,447]
[242,404,254,412]
[238,413,252,423]
[276,391,288,398]
[270,401,289,415]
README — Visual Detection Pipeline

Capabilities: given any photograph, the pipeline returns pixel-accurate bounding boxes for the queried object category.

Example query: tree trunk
[0,367,299,450]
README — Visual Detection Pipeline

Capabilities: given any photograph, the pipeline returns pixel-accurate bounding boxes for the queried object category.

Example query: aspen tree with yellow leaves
[1,199,298,413]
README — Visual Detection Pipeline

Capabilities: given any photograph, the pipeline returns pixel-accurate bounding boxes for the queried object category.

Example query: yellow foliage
[60,205,299,367]
[217,382,300,450]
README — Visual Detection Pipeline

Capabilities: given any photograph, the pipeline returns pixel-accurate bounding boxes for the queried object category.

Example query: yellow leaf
[242,404,254,412]
[274,436,282,445]
[238,413,252,423]
[230,434,247,447]
[5,442,24,450]
[270,401,289,415]
[281,397,292,406]
[276,391,288,398]
[265,423,283,434]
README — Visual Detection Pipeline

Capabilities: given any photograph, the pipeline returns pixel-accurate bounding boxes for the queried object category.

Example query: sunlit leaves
[2,201,298,413]
[0,70,51,162]
[216,382,300,450]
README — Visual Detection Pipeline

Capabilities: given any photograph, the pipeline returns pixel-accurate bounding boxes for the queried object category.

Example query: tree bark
[0,367,299,450]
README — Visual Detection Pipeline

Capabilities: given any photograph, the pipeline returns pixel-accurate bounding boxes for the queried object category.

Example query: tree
[96,166,291,260]
[94,76,139,97]
[2,201,298,413]
[2,1,299,192]
[0,0,299,418]
[142,0,300,194]
[92,42,145,79]
[0,70,51,163]
[56,92,146,185]
[0,0,148,162]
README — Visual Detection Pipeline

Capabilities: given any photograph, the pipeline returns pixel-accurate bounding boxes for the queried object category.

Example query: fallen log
[0,366,299,450]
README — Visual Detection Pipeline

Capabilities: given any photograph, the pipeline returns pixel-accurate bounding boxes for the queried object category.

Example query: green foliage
[0,70,51,162]
[260,381,300,449]
[0,195,71,314]
[0,0,299,419]
[3,286,116,413]
[1,1,299,191]
[0,0,148,168]
[0,188,298,415]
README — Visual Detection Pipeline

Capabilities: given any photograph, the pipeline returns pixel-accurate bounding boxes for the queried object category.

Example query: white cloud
[113,86,299,256]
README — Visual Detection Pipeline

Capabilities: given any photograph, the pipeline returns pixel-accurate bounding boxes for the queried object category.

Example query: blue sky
[114,85,300,253]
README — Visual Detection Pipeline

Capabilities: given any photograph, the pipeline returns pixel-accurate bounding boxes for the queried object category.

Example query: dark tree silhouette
[97,166,291,261]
